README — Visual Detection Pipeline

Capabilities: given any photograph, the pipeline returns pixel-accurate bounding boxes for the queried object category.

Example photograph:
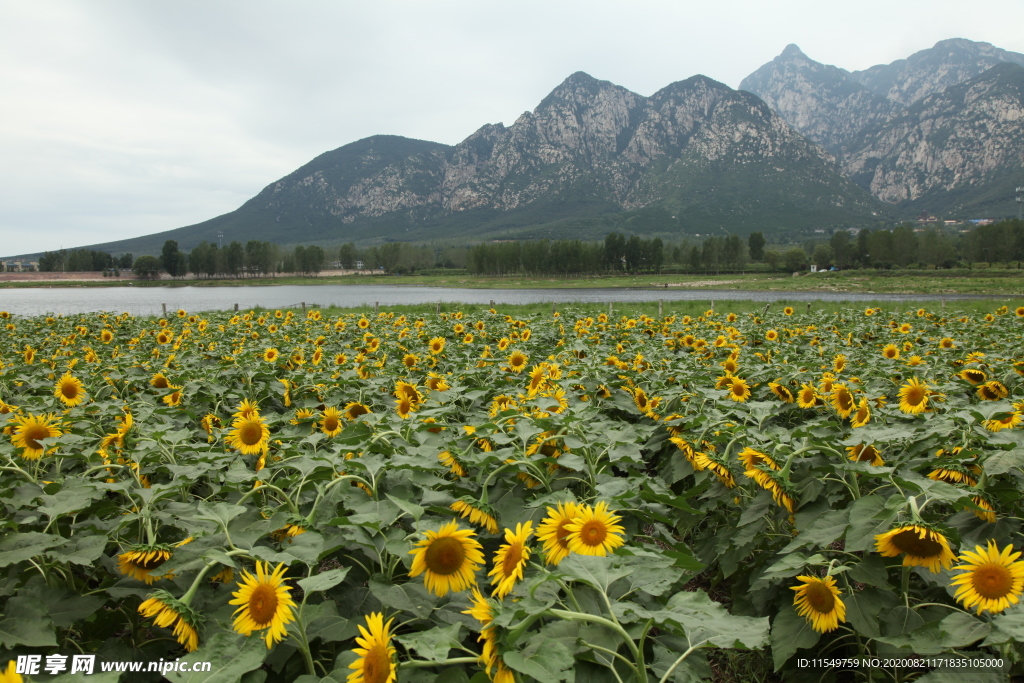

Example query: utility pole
[1017,187,1023,221]
[218,231,224,249]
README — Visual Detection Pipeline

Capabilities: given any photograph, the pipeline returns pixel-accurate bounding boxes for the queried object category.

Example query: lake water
[0,284,1009,317]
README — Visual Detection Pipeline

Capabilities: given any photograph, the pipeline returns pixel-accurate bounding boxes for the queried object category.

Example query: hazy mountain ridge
[741,38,1024,216]
[82,71,882,255]
[739,44,899,154]
[843,62,1024,214]
[61,38,1024,258]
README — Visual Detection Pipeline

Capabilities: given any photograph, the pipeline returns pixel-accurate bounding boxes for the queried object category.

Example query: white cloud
[1,0,1022,255]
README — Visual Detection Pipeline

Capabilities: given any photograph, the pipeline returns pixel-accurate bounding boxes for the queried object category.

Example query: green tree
[161,240,183,277]
[747,232,765,261]
[132,255,161,279]
[763,249,781,271]
[225,241,244,277]
[339,243,357,269]
[830,230,851,268]
[812,245,834,269]
[784,248,808,272]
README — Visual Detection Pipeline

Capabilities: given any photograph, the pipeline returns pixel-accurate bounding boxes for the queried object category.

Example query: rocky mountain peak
[780,43,807,60]
[740,45,896,154]
[848,37,1024,105]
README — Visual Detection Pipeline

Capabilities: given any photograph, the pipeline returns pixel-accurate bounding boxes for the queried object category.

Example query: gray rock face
[848,38,1024,106]
[256,72,854,226]
[739,44,898,154]
[843,63,1024,211]
[741,39,1024,212]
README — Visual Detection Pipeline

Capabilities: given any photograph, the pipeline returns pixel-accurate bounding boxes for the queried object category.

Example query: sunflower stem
[779,445,815,482]
[579,640,638,681]
[657,639,709,683]
[307,475,374,522]
[0,465,35,482]
[400,657,479,668]
[901,567,911,608]
[547,609,641,667]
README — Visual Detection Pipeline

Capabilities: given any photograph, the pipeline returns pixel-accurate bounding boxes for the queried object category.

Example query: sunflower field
[2,303,1024,683]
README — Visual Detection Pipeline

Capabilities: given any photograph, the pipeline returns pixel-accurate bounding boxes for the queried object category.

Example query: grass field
[3,268,1023,297]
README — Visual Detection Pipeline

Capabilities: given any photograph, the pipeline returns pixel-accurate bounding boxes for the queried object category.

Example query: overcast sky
[2,0,1023,257]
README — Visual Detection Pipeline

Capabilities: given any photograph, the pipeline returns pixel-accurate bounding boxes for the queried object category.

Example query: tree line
[33,218,1024,279]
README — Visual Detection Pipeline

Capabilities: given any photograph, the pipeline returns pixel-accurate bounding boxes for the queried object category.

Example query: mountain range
[79,38,1024,256]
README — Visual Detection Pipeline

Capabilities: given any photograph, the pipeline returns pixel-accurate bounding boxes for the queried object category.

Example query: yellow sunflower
[897,377,931,414]
[882,344,900,360]
[726,377,752,402]
[984,412,1022,432]
[234,398,260,419]
[506,350,528,373]
[321,407,344,437]
[738,447,779,471]
[488,522,533,599]
[10,412,63,460]
[118,544,173,584]
[1,660,21,683]
[796,383,819,409]
[451,499,499,534]
[428,337,446,355]
[150,372,171,389]
[138,590,201,652]
[564,502,626,557]
[227,414,270,455]
[958,368,987,385]
[263,348,279,362]
[849,397,871,428]
[792,575,846,633]
[977,381,1009,401]
[53,371,86,407]
[874,524,955,573]
[846,443,883,466]
[409,520,485,596]
[536,501,582,565]
[768,382,794,403]
[765,329,779,341]
[347,612,397,683]
[438,450,466,478]
[344,402,372,420]
[950,541,1024,615]
[830,384,856,419]
[230,561,297,648]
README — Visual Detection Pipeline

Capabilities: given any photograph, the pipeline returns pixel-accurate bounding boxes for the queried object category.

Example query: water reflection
[0,284,1008,316]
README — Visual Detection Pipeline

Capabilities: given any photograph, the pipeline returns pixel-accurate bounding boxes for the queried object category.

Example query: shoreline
[1,270,1022,296]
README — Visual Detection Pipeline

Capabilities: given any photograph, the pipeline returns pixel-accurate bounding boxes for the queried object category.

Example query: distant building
[3,260,36,272]
[944,220,959,226]
[970,219,994,225]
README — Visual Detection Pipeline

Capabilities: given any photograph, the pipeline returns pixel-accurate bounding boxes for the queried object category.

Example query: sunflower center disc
[362,643,390,683]
[425,536,466,576]
[891,530,942,558]
[240,422,264,446]
[906,388,925,406]
[555,522,573,549]
[805,583,835,613]
[324,417,339,432]
[23,425,49,449]
[62,383,78,399]
[502,544,524,576]
[248,584,279,625]
[972,563,1014,599]
[580,520,608,546]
